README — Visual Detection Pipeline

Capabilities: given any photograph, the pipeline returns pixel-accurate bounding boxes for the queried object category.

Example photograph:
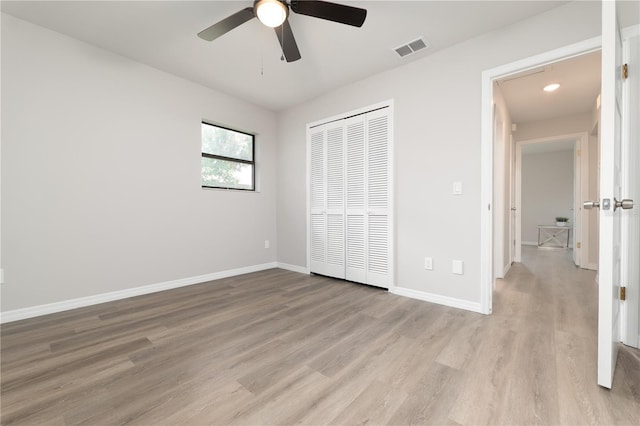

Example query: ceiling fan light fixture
[255,0,288,28]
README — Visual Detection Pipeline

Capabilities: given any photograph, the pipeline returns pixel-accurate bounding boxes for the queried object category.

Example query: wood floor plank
[387,361,462,425]
[555,329,613,425]
[2,250,640,425]
[447,322,519,425]
[224,366,332,425]
[330,379,408,425]
[495,325,560,425]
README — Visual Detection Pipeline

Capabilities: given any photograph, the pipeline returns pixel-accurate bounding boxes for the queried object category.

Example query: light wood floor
[2,247,640,425]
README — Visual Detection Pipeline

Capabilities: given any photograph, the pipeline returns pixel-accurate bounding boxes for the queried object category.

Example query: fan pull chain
[260,24,265,75]
[280,24,285,62]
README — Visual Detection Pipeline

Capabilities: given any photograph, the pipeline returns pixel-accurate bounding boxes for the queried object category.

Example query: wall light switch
[424,257,433,270]
[264,240,270,249]
[452,260,464,275]
[453,182,463,195]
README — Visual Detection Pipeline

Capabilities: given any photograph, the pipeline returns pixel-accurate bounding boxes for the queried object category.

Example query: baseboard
[276,262,309,275]
[503,262,511,277]
[522,241,538,246]
[0,262,278,324]
[584,262,598,271]
[391,286,483,314]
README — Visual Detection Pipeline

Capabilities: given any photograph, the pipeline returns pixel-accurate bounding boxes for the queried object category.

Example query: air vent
[394,37,429,58]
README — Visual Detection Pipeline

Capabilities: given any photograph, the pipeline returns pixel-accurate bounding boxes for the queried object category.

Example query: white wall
[1,14,278,313]
[521,150,574,244]
[514,112,593,140]
[276,1,601,306]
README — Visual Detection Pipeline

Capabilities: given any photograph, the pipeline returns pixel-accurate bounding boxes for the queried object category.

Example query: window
[201,122,255,191]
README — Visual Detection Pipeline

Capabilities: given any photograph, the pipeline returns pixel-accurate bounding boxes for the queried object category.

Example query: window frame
[201,121,256,191]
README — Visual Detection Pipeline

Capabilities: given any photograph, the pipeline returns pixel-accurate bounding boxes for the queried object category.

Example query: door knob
[584,200,600,209]
[614,197,634,211]
[511,207,517,211]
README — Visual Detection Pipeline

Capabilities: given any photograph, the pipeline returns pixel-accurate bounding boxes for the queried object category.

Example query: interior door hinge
[622,63,628,80]
[577,242,581,249]
[577,149,581,157]
[620,286,626,301]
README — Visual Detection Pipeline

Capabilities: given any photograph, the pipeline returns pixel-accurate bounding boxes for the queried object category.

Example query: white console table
[537,225,571,248]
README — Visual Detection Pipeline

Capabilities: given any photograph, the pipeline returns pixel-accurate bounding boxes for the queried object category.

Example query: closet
[309,104,393,289]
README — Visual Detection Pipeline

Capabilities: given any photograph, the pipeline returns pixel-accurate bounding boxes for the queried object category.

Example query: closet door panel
[345,115,367,283]
[310,127,327,275]
[366,109,392,288]
[324,124,345,279]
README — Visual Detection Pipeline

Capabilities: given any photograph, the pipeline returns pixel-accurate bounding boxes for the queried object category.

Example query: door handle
[584,200,600,209]
[511,207,517,211]
[614,197,634,211]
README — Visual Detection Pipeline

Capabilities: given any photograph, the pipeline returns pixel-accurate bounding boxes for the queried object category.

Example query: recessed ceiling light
[544,83,560,92]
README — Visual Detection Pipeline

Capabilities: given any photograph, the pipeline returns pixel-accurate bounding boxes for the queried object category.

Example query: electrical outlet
[264,240,270,249]
[453,182,463,195]
[424,257,433,270]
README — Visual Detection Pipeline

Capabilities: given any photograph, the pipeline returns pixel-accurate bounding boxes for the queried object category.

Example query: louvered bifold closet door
[365,109,392,288]
[310,122,345,279]
[345,115,367,284]
[310,126,327,275]
[324,123,346,279]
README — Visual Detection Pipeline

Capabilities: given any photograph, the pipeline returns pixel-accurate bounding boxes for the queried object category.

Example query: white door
[345,114,367,284]
[573,142,581,267]
[344,109,392,288]
[493,113,505,279]
[309,104,393,287]
[309,122,346,279]
[365,109,392,288]
[597,0,626,389]
[510,135,517,264]
[310,126,327,275]
[622,30,640,348]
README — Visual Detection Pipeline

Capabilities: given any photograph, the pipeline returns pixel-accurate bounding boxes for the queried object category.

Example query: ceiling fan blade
[274,20,301,62]
[198,7,255,41]
[290,1,366,27]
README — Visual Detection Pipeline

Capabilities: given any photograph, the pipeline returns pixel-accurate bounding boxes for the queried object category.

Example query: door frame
[480,36,601,314]
[513,133,590,268]
[493,107,506,280]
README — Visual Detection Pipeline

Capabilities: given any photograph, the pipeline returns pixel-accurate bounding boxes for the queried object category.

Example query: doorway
[480,37,602,315]
[483,20,640,390]
[513,133,591,269]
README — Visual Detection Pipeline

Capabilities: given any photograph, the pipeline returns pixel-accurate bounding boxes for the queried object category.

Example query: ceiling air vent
[394,37,428,58]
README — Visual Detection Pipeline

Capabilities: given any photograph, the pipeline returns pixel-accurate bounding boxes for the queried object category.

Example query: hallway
[492,245,640,424]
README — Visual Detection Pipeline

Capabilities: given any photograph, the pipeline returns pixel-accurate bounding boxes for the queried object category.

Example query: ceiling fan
[197,0,367,63]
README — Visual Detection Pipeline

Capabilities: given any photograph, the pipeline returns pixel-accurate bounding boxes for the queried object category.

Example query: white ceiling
[497,50,602,124]
[1,0,572,111]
